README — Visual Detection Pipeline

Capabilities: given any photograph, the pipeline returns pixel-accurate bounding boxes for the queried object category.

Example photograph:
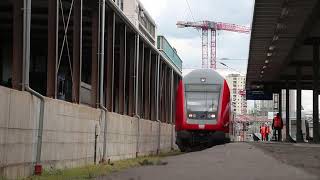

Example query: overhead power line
[218,61,245,75]
[218,58,247,61]
[182,62,245,74]
[185,0,196,22]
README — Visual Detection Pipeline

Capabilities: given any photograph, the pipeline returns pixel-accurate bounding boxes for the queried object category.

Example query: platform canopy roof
[246,0,320,93]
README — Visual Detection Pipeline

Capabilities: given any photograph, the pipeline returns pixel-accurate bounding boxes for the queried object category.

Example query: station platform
[252,142,320,177]
[98,142,320,180]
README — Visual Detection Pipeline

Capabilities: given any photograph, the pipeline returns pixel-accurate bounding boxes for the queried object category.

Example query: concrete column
[296,67,303,142]
[12,0,23,90]
[171,70,176,151]
[128,34,136,116]
[118,25,126,114]
[147,51,152,119]
[278,90,282,117]
[150,54,157,120]
[165,66,169,123]
[144,49,151,119]
[134,35,140,115]
[105,12,115,111]
[170,69,174,123]
[91,11,98,107]
[156,55,160,121]
[162,64,166,122]
[172,73,177,123]
[138,43,144,117]
[47,0,58,98]
[72,0,82,103]
[285,82,290,141]
[164,65,168,122]
[159,62,163,122]
[156,57,162,153]
[164,66,171,123]
[313,44,320,143]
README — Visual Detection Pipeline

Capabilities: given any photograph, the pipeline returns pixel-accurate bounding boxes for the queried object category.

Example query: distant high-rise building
[253,90,296,118]
[254,100,274,116]
[115,0,157,45]
[226,74,247,115]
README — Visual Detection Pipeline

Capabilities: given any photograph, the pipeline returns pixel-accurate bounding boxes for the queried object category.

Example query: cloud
[138,0,168,20]
[166,36,202,68]
[140,0,254,74]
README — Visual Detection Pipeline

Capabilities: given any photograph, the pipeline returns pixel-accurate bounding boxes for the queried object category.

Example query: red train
[175,69,231,151]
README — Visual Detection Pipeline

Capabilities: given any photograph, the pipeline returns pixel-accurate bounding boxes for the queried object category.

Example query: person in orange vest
[259,124,263,141]
[265,123,270,141]
[272,113,283,141]
[260,124,266,141]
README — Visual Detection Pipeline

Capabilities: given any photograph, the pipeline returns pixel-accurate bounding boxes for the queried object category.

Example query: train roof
[183,69,225,84]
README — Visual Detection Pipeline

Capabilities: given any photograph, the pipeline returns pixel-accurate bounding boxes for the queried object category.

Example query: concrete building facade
[0,0,181,178]
[254,100,274,116]
[253,90,296,118]
[120,0,157,45]
[113,0,124,10]
[226,74,247,115]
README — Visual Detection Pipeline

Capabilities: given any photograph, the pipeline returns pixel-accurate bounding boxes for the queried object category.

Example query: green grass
[23,150,182,180]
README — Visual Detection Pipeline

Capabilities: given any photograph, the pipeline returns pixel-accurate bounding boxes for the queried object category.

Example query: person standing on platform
[260,124,266,141]
[272,113,283,141]
[265,123,270,141]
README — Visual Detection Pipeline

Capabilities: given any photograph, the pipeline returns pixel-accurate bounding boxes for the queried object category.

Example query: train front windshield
[186,92,219,112]
[185,84,221,120]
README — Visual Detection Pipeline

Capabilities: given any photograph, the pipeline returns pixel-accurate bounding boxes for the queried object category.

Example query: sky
[139,0,254,75]
[138,0,314,112]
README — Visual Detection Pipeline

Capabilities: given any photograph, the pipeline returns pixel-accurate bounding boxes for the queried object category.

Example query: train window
[185,84,220,92]
[185,91,220,112]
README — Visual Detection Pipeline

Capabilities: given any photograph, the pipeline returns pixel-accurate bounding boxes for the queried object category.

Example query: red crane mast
[177,21,250,69]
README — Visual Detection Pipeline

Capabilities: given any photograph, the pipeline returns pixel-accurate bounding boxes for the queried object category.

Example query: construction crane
[177,21,250,69]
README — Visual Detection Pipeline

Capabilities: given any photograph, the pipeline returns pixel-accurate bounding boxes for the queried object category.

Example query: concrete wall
[0,86,176,179]
[80,82,92,106]
[105,113,176,160]
[41,95,102,170]
[0,86,40,178]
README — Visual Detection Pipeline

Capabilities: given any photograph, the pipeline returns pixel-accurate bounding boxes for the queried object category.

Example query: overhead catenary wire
[185,0,196,22]
[183,0,202,36]
[218,62,245,75]
[182,57,247,70]
[218,58,247,61]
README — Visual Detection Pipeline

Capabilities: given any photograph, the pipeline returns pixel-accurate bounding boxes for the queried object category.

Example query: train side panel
[220,80,231,133]
[175,80,185,131]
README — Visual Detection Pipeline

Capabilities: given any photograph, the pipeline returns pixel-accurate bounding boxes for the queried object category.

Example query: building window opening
[27,0,49,95]
[0,1,15,89]
[57,0,76,102]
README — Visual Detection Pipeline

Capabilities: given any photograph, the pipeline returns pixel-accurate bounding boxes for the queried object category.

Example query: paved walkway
[98,143,319,180]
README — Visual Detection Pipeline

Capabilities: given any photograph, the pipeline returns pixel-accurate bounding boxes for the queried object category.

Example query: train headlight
[192,114,197,118]
[188,114,193,118]
[208,114,215,118]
